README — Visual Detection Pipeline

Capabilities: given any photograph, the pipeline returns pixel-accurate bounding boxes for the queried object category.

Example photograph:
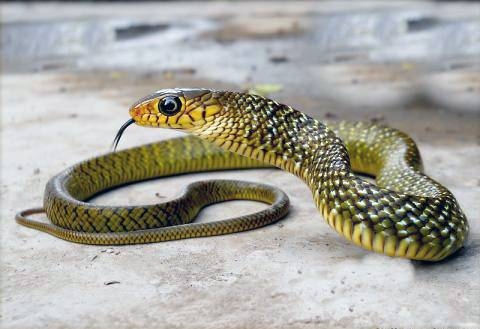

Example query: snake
[16,88,469,261]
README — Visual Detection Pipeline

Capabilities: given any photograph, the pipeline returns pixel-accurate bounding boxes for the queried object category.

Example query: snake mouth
[111,118,136,151]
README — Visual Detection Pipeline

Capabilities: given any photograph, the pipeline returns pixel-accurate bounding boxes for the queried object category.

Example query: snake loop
[16,137,289,244]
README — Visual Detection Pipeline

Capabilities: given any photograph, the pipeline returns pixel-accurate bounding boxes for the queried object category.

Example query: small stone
[324,112,338,119]
[370,115,385,123]
[269,55,289,63]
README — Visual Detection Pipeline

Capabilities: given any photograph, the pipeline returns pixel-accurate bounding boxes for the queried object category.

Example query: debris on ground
[247,83,283,97]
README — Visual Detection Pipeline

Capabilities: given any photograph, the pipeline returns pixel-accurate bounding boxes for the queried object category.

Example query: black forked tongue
[111,119,135,152]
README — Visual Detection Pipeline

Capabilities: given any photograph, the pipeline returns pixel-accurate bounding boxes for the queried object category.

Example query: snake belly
[16,89,469,261]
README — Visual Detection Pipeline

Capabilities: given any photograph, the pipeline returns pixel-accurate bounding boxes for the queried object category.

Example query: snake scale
[16,88,469,261]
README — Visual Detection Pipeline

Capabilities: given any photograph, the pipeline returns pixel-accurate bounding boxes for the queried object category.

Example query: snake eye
[158,96,182,116]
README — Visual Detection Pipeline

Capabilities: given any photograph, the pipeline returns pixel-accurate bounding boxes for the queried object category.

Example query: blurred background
[1,2,479,329]
[2,1,479,114]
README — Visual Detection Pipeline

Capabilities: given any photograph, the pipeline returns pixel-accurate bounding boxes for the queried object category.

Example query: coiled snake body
[16,89,469,261]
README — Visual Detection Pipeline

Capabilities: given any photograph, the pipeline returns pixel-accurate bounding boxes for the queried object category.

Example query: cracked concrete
[1,2,479,328]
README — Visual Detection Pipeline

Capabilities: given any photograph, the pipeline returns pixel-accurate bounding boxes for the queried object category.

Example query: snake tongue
[111,119,135,151]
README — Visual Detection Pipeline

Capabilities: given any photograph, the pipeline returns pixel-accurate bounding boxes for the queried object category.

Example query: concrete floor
[1,2,479,328]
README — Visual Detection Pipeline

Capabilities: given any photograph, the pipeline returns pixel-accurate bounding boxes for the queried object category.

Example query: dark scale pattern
[185,91,468,261]
[16,89,468,261]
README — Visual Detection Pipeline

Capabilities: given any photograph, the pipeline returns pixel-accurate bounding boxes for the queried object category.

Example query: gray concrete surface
[1,2,479,328]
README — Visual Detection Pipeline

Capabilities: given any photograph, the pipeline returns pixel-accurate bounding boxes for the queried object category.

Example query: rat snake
[16,89,469,261]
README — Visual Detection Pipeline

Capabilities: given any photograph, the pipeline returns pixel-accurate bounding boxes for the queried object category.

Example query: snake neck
[188,91,350,179]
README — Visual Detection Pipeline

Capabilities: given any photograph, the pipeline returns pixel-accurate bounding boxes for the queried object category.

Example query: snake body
[16,89,469,261]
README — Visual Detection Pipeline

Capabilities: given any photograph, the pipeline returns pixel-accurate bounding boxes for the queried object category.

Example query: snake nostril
[131,108,142,118]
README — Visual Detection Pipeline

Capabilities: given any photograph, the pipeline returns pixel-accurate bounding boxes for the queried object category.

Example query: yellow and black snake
[16,88,469,261]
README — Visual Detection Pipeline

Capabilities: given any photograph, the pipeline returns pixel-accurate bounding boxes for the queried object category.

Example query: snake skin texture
[16,136,289,244]
[16,88,468,261]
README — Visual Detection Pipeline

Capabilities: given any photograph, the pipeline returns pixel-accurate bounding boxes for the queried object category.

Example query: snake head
[129,88,222,129]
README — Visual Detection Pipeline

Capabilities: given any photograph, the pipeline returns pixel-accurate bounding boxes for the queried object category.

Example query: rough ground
[1,2,479,328]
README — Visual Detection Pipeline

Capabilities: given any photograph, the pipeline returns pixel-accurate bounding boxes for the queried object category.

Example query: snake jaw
[129,88,223,130]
